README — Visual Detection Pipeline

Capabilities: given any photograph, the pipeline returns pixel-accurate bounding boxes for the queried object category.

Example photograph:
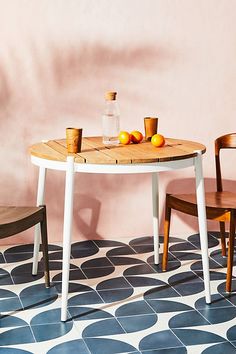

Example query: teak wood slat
[128,139,197,162]
[83,137,132,164]
[29,137,206,165]
[166,138,206,154]
[85,137,157,164]
[30,142,67,161]
[47,140,85,163]
[55,139,116,164]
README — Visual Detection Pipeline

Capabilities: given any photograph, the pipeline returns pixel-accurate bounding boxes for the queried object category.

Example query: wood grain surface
[29,137,206,164]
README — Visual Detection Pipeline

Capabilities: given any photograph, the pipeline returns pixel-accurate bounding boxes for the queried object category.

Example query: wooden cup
[66,128,82,153]
[144,117,158,141]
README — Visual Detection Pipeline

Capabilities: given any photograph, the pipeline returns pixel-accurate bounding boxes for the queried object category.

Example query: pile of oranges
[118,131,143,145]
[118,130,165,147]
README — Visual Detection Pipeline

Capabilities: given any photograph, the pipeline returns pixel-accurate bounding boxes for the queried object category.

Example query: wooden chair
[162,133,236,292]
[0,205,50,287]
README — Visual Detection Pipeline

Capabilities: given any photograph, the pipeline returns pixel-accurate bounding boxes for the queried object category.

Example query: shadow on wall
[0,40,173,144]
[0,63,12,119]
[162,177,236,234]
[73,193,102,240]
[0,41,167,116]
[70,173,150,239]
[48,42,165,89]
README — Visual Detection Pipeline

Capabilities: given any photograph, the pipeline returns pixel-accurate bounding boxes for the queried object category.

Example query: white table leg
[61,156,75,321]
[194,151,211,304]
[32,166,47,275]
[152,172,159,264]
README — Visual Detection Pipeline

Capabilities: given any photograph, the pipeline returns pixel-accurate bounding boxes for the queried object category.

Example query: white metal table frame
[31,150,211,321]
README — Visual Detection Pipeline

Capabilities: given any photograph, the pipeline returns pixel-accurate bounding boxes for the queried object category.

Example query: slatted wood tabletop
[29,137,206,164]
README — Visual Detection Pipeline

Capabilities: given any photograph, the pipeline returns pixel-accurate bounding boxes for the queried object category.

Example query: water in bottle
[102,91,120,145]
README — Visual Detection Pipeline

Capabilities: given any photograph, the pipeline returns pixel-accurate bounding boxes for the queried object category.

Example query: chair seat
[163,133,236,294]
[0,206,43,225]
[170,191,236,210]
[0,204,50,288]
[0,206,45,239]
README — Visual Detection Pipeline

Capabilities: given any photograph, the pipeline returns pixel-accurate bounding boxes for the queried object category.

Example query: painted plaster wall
[1,0,236,244]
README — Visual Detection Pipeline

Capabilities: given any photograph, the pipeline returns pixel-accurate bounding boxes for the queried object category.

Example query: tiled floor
[1,232,236,354]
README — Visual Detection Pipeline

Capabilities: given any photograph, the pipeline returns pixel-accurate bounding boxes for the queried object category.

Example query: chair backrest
[215,133,236,191]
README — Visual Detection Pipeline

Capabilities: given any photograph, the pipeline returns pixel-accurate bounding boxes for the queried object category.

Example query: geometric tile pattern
[0,232,236,353]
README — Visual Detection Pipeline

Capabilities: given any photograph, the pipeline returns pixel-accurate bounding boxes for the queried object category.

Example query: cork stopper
[105,91,117,101]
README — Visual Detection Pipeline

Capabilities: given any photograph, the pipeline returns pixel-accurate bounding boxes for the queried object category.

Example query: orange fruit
[119,131,131,145]
[151,134,165,147]
[130,130,143,144]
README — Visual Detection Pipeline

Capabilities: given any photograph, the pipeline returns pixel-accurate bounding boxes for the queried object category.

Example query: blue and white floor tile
[1,232,236,353]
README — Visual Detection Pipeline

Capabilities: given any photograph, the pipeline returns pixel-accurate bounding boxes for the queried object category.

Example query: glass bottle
[102,91,120,145]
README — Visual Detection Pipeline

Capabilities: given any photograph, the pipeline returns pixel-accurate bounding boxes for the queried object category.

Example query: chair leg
[219,221,226,257]
[40,206,50,288]
[33,166,47,275]
[226,211,236,293]
[162,204,171,271]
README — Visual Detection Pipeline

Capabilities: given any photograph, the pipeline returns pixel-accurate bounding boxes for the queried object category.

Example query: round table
[29,136,211,321]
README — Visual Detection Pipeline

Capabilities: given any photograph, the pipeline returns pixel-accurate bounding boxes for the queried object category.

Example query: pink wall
[1,0,236,245]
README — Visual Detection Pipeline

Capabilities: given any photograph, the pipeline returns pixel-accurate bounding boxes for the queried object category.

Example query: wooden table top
[29,137,206,164]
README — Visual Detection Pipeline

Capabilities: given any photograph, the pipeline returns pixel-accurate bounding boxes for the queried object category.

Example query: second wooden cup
[144,117,158,141]
[66,128,83,153]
